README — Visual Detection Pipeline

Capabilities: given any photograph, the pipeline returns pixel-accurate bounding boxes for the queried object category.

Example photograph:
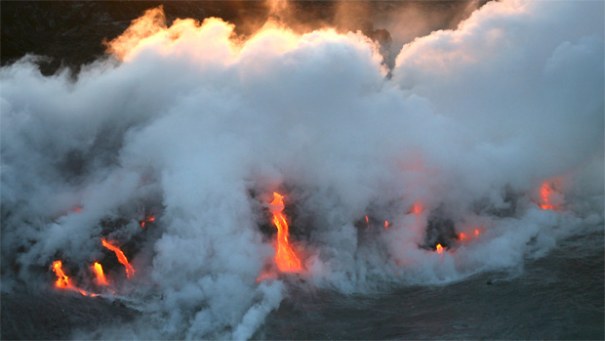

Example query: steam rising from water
[1,0,603,339]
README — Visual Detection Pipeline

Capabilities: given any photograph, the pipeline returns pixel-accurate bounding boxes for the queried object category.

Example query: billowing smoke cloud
[1,0,603,338]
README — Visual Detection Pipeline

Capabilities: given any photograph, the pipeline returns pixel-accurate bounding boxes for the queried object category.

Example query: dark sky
[1,1,482,74]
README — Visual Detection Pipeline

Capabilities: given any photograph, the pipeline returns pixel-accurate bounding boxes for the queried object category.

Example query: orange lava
[539,181,562,211]
[435,243,444,254]
[51,260,96,297]
[101,239,135,278]
[269,192,302,273]
[92,262,109,286]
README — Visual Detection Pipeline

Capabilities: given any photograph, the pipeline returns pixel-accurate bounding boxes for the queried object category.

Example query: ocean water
[258,229,604,340]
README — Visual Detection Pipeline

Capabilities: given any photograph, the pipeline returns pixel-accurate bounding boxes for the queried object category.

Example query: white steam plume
[1,0,603,338]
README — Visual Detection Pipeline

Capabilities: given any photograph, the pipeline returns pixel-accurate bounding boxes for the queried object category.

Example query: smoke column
[1,0,603,339]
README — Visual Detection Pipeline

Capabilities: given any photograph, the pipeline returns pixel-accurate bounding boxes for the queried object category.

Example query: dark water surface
[2,230,603,340]
[258,230,604,340]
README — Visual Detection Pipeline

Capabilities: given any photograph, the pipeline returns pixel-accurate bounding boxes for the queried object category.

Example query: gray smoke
[1,0,603,339]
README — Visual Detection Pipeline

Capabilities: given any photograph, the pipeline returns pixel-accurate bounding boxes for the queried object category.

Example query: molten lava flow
[92,262,109,286]
[269,192,302,273]
[51,260,95,296]
[52,260,74,289]
[435,243,444,254]
[539,181,562,211]
[101,239,135,278]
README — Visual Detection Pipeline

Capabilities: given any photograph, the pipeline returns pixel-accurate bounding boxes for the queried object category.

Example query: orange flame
[364,215,369,225]
[92,262,109,286]
[539,181,562,211]
[101,239,135,278]
[473,228,481,237]
[269,192,302,273]
[51,260,95,297]
[458,232,467,241]
[435,243,444,254]
[384,220,390,229]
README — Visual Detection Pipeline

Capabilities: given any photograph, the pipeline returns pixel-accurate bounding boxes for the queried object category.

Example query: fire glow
[101,239,135,278]
[410,202,424,215]
[435,243,444,254]
[92,262,109,286]
[458,227,482,242]
[269,192,303,273]
[539,181,562,211]
[51,260,96,297]
[139,215,156,228]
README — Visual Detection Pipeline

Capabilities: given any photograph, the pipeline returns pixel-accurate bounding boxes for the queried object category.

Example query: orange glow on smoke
[256,268,278,283]
[269,192,302,273]
[139,215,156,228]
[92,262,109,286]
[364,215,369,225]
[539,181,562,211]
[435,243,444,254]
[410,202,424,215]
[384,220,390,229]
[459,227,481,242]
[51,260,96,297]
[101,239,135,278]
